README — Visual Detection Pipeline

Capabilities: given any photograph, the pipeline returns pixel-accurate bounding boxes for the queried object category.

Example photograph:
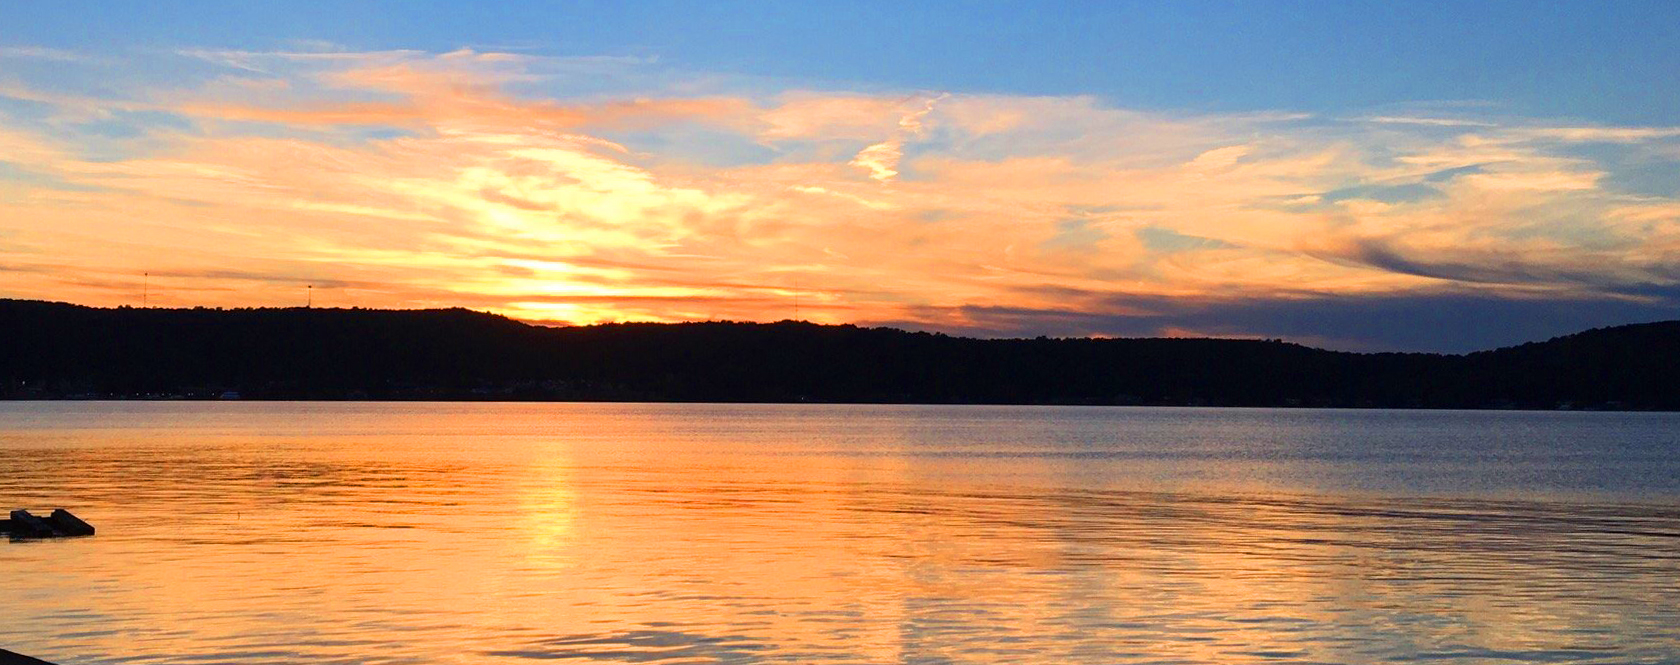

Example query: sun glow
[1,47,1677,344]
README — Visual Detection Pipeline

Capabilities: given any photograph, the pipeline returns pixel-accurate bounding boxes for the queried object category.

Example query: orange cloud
[2,48,1678,337]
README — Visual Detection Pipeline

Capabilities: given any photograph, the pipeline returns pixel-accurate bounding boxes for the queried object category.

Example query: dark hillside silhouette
[3,298,1677,409]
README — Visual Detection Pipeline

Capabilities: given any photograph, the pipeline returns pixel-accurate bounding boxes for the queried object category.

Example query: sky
[2,1,1679,352]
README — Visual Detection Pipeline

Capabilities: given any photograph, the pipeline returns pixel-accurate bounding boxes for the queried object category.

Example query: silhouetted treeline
[3,298,1677,409]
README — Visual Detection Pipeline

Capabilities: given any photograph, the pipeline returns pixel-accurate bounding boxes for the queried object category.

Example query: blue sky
[2,2,1679,351]
[9,1,1679,122]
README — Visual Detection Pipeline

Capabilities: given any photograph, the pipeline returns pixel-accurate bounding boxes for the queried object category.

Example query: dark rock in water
[4,509,94,538]
[0,648,58,664]
[7,510,57,538]
[47,509,95,536]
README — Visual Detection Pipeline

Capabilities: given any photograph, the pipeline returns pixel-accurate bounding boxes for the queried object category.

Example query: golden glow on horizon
[1,48,1677,338]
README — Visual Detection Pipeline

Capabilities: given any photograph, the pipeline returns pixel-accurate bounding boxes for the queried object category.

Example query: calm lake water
[2,402,1678,665]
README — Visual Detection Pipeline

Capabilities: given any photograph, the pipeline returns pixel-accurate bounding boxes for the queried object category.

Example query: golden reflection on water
[2,402,1678,664]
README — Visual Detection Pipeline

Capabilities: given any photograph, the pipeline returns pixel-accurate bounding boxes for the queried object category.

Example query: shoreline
[1,397,1674,413]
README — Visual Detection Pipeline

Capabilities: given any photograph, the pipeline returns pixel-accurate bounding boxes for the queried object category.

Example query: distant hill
[2,298,1677,409]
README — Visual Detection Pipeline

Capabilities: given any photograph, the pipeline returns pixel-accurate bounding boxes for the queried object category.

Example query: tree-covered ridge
[3,299,1677,409]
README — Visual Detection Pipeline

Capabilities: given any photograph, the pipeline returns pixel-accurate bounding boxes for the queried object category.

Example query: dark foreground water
[2,403,1678,665]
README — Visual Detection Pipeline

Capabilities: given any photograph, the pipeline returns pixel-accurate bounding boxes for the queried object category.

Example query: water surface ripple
[2,403,1677,664]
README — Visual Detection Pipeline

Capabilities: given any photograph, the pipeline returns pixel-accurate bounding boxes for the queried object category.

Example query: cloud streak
[2,47,1678,350]
[849,93,945,182]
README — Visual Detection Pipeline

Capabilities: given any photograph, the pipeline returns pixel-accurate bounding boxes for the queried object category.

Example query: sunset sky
[3,1,1679,351]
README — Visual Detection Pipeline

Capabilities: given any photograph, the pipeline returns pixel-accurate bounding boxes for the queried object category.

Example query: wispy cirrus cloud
[1362,115,1496,128]
[0,46,101,62]
[849,93,946,182]
[2,46,1678,350]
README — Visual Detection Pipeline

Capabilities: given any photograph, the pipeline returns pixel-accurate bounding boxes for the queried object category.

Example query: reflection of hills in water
[3,402,1679,663]
[5,298,1680,409]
